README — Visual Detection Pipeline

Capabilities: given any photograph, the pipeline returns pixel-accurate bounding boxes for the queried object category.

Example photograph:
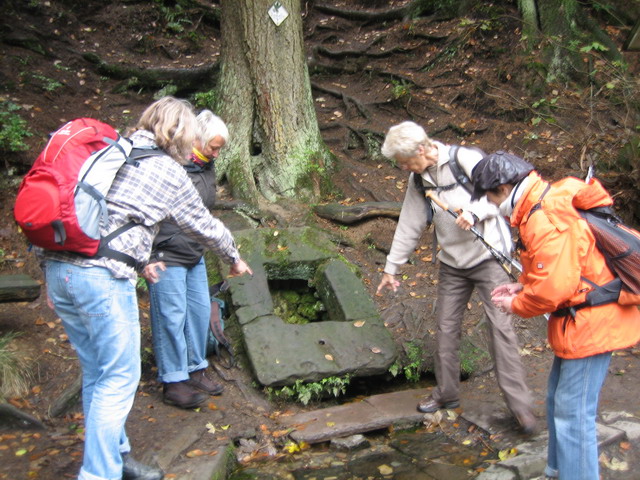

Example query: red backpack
[14,118,158,268]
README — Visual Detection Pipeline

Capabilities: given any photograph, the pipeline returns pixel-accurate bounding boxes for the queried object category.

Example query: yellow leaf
[284,442,300,453]
[378,464,393,475]
[498,448,517,461]
[325,354,334,361]
[353,321,365,327]
[205,422,216,434]
[326,421,335,427]
[221,425,230,430]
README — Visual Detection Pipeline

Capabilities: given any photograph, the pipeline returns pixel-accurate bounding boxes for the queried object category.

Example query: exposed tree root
[314,0,436,22]
[314,201,402,224]
[311,82,370,120]
[81,52,219,92]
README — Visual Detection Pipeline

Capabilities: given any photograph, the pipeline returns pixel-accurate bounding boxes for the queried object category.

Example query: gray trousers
[432,259,533,417]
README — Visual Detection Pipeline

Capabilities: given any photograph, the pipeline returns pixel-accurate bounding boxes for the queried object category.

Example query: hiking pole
[425,192,551,321]
[424,191,522,282]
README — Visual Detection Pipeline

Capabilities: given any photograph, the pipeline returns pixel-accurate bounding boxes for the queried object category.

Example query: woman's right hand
[142,262,166,283]
[491,282,523,297]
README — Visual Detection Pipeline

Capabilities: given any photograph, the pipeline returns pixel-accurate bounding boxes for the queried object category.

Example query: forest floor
[1,1,640,479]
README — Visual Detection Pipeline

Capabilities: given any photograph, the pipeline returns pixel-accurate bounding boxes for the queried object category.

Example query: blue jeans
[46,261,140,480]
[148,257,210,383]
[545,352,611,480]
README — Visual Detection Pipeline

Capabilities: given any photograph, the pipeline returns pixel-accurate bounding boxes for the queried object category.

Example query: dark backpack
[530,187,640,317]
[207,281,235,368]
[14,118,160,269]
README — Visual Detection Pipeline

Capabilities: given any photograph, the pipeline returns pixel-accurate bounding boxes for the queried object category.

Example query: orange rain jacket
[510,171,640,359]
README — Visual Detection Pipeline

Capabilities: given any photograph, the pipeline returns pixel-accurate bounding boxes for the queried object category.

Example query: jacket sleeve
[512,213,584,317]
[384,173,429,275]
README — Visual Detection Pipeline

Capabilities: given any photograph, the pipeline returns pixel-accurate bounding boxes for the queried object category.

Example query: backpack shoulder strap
[447,145,475,194]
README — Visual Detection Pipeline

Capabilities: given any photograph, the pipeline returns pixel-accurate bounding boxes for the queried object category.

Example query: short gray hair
[197,110,229,144]
[381,121,432,159]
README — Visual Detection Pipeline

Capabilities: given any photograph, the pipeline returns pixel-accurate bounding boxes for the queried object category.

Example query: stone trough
[219,227,397,387]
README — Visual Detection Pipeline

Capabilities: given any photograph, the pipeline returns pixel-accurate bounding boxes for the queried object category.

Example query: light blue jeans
[147,257,210,383]
[545,352,612,480]
[46,261,140,480]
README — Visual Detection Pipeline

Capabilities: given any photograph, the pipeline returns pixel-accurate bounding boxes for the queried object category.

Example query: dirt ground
[1,1,640,479]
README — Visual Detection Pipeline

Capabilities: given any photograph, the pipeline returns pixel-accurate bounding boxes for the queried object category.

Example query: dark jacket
[149,161,217,267]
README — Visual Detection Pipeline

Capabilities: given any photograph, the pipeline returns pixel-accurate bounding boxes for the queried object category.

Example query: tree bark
[216,0,333,203]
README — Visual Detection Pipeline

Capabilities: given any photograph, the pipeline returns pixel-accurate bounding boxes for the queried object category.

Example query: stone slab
[282,388,431,444]
[0,274,40,303]
[610,419,640,441]
[228,227,397,386]
[596,422,626,448]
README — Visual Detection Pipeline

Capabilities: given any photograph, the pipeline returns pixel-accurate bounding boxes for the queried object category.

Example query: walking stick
[425,191,522,281]
[425,191,551,321]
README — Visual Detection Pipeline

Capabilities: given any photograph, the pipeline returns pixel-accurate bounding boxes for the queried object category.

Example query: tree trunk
[518,0,622,83]
[216,0,333,203]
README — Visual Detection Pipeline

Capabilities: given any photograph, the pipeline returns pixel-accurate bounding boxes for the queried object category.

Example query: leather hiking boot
[162,381,207,409]
[187,369,224,395]
[122,454,164,480]
[417,395,460,413]
[515,410,537,435]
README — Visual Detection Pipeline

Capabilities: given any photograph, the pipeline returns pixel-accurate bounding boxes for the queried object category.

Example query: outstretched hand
[228,258,253,277]
[491,282,522,314]
[376,273,400,295]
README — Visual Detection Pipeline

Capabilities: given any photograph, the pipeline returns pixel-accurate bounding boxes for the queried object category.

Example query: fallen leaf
[206,422,216,434]
[353,320,365,327]
[185,449,205,458]
[324,354,334,361]
[498,448,517,461]
[371,347,381,354]
[378,464,393,475]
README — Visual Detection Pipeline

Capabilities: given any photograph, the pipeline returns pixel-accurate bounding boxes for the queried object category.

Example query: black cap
[470,151,534,201]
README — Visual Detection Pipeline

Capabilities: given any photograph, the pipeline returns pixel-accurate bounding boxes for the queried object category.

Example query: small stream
[229,378,498,480]
[230,427,494,480]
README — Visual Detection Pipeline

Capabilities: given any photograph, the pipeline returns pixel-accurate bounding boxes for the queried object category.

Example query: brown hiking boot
[187,369,224,396]
[162,381,207,409]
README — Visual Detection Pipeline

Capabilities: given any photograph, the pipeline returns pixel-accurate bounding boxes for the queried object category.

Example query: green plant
[460,337,490,377]
[403,341,424,382]
[154,0,192,33]
[153,84,178,100]
[31,74,63,92]
[0,332,32,400]
[390,79,411,100]
[192,90,219,110]
[266,375,352,405]
[0,100,33,152]
[136,276,148,292]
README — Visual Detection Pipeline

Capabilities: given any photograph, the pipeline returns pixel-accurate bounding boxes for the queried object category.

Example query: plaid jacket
[41,130,239,280]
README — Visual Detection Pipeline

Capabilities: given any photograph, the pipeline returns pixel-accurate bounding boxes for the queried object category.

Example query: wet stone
[229,227,396,387]
[330,434,370,451]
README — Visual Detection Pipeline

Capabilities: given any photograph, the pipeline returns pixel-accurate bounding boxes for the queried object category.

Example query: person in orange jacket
[469,151,640,480]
